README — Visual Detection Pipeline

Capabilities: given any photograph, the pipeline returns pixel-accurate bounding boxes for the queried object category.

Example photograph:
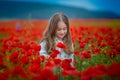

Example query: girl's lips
[59,34,64,36]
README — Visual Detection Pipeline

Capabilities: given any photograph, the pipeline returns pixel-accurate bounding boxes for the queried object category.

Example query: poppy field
[0,19,120,80]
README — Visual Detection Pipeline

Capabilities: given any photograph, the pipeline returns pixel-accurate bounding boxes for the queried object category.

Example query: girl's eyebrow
[59,26,67,28]
[58,27,67,29]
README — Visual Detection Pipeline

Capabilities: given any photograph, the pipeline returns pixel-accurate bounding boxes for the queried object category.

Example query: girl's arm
[68,53,74,65]
[39,41,49,57]
[69,53,74,60]
[68,43,74,66]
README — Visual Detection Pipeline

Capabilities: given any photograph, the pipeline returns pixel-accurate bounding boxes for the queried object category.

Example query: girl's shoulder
[40,40,46,46]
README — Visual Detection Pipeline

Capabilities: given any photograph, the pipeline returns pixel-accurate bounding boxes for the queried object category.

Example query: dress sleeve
[68,53,74,63]
[39,41,49,57]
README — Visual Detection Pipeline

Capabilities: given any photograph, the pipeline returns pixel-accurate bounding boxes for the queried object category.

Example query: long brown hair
[40,13,73,54]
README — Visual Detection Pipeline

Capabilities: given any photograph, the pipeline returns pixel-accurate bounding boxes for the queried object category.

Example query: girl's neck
[55,37,63,42]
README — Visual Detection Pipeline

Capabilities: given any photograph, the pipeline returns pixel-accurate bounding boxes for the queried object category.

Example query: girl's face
[55,21,67,40]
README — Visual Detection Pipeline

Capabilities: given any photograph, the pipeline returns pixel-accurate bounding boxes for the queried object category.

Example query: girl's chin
[57,36,64,40]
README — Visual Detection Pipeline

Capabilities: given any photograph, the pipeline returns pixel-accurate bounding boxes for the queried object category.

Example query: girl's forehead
[57,22,67,29]
[57,21,67,27]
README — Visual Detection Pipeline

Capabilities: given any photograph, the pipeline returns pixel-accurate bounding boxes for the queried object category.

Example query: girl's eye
[57,28,61,31]
[57,27,67,31]
[63,28,67,30]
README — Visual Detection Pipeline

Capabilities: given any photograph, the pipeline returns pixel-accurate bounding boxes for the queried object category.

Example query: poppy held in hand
[56,42,66,49]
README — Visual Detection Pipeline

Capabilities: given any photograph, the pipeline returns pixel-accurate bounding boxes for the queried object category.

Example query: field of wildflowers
[0,19,120,80]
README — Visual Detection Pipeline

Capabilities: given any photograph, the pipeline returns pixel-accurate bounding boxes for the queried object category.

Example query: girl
[39,13,74,64]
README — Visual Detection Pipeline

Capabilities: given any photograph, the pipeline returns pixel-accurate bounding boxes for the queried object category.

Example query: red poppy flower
[106,62,120,77]
[9,52,19,64]
[28,64,41,74]
[62,69,79,77]
[0,68,10,80]
[93,48,100,54]
[0,55,6,69]
[79,42,86,48]
[32,57,40,64]
[0,74,7,80]
[53,58,61,65]
[39,55,45,62]
[22,41,30,51]
[81,66,95,80]
[12,66,27,78]
[20,55,29,65]
[56,42,66,49]
[32,68,58,80]
[60,59,74,70]
[29,41,41,51]
[94,64,107,76]
[50,49,60,58]
[24,49,33,56]
[81,51,91,59]
[74,50,80,56]
[108,49,117,58]
[45,60,56,69]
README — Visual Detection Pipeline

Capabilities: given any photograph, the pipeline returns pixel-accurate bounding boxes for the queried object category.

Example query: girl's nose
[61,30,64,33]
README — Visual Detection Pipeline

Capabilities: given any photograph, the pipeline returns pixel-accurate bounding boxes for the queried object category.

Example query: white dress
[39,38,74,64]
